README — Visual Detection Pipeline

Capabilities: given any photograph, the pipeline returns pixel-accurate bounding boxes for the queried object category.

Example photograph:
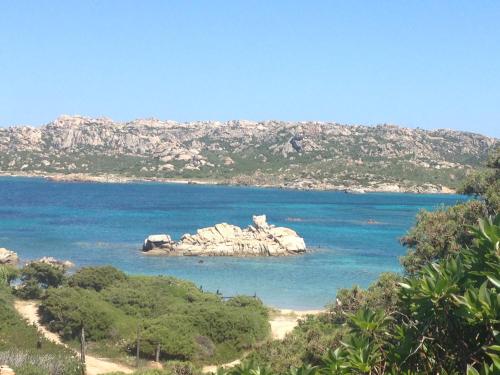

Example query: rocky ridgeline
[0,115,498,192]
[142,215,306,256]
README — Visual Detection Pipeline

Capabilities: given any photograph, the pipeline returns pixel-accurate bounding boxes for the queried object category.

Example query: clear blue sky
[1,1,499,137]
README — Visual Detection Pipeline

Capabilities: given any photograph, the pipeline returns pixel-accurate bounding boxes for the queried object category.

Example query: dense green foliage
[67,265,128,291]
[0,284,82,375]
[400,199,488,274]
[14,262,66,299]
[37,268,269,363]
[459,147,500,214]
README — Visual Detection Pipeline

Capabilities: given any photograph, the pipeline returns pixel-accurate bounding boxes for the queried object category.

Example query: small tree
[15,262,65,299]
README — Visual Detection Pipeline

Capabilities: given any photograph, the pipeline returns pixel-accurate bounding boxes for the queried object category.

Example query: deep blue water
[0,177,467,309]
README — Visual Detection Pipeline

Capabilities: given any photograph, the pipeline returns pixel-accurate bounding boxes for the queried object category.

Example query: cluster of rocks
[36,256,74,269]
[143,215,306,256]
[0,248,74,269]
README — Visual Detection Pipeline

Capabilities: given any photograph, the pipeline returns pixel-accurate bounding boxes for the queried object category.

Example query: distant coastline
[0,171,456,194]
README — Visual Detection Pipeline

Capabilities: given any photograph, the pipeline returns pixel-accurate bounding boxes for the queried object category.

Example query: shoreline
[0,171,457,195]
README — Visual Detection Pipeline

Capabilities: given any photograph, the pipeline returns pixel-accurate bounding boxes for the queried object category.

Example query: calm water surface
[0,177,467,309]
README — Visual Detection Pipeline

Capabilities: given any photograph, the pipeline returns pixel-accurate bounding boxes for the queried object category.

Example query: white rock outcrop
[143,234,174,251]
[36,256,75,269]
[0,248,19,266]
[142,215,306,256]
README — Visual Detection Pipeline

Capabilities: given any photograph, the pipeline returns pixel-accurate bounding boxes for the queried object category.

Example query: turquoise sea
[0,177,467,309]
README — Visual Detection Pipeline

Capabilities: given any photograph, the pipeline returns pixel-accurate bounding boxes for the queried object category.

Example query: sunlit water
[0,177,467,309]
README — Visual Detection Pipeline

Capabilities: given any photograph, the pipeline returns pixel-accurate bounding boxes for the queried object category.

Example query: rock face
[0,115,498,193]
[142,215,306,256]
[0,248,19,266]
[143,234,174,251]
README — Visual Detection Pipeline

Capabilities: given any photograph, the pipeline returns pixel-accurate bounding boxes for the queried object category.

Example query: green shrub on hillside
[140,315,199,360]
[400,199,488,274]
[68,266,127,291]
[40,286,135,341]
[15,262,66,299]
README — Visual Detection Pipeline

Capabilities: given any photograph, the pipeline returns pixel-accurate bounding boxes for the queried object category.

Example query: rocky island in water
[142,215,306,256]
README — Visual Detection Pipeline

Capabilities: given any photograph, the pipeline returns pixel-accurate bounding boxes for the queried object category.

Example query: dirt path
[14,300,133,375]
[15,299,321,374]
[202,308,323,373]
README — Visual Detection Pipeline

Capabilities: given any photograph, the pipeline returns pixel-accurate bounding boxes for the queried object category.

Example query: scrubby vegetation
[0,274,82,375]
[22,267,269,364]
[14,262,66,299]
[459,148,500,214]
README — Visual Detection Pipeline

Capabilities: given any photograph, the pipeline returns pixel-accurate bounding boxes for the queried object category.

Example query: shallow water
[0,177,467,309]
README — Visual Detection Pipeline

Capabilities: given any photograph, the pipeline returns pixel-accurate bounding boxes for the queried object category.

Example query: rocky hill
[0,115,497,192]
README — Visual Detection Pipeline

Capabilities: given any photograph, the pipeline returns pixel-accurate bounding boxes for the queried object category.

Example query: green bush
[400,199,488,274]
[459,147,499,214]
[140,315,199,360]
[20,262,66,288]
[15,279,44,299]
[40,287,135,341]
[68,266,127,291]
[14,262,66,300]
